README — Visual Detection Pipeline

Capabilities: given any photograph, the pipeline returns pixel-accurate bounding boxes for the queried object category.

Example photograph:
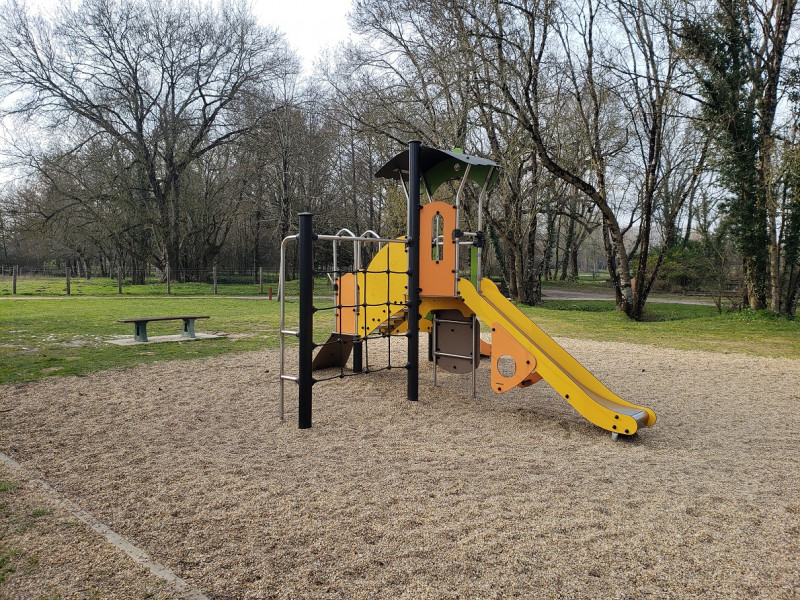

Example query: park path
[542,287,716,305]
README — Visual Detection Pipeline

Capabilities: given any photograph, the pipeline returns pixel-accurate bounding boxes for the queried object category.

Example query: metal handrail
[453,164,472,296]
[279,234,299,421]
[476,166,494,294]
[318,234,400,244]
[278,230,406,421]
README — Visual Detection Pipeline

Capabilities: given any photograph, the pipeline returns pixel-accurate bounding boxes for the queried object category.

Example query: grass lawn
[520,299,800,358]
[0,293,797,385]
[0,296,338,384]
[0,274,335,297]
[541,273,611,288]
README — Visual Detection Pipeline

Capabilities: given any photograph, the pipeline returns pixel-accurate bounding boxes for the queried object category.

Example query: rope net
[310,258,411,380]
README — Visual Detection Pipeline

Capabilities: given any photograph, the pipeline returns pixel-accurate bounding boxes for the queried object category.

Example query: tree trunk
[488,223,510,295]
[768,206,781,312]
[744,257,766,310]
[560,209,575,281]
[786,265,799,317]
[570,247,579,280]
[508,250,518,299]
[610,224,634,313]
[519,214,540,304]
[252,204,262,283]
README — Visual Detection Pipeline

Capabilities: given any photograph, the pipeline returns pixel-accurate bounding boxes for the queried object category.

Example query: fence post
[298,212,315,429]
[12,265,17,294]
[259,267,264,294]
[117,267,122,294]
[213,266,218,294]
[166,266,171,295]
[65,267,71,296]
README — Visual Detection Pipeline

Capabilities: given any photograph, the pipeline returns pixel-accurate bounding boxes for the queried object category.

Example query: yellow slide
[459,278,656,437]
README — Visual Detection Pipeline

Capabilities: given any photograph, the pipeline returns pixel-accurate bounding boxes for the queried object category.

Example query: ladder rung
[435,350,474,360]
[436,318,472,325]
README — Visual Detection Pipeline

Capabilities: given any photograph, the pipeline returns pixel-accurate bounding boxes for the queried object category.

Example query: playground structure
[279,142,656,439]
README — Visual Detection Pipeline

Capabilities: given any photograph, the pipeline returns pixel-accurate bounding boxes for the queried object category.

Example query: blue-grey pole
[407,141,421,402]
[298,212,314,428]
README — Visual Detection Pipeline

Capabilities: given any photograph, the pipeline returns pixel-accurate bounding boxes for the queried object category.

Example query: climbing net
[312,228,409,382]
[278,219,414,423]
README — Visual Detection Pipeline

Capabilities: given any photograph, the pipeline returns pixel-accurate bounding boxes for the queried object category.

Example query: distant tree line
[0,0,798,317]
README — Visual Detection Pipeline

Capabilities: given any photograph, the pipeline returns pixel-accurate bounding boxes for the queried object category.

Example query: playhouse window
[431,213,444,261]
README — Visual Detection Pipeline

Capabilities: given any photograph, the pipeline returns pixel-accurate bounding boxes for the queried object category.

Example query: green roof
[375,146,500,194]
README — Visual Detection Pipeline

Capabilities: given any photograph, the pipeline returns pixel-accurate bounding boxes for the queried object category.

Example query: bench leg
[182,319,196,338]
[134,322,148,342]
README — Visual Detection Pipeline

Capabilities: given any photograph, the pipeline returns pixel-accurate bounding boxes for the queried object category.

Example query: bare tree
[0,0,286,278]
[610,0,706,317]
[436,0,700,318]
[326,0,569,302]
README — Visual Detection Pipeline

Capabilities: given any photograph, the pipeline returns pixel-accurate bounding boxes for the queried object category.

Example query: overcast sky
[253,0,353,71]
[27,0,355,72]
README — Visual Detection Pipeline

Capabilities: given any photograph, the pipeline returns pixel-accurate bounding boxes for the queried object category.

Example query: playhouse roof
[375,145,500,194]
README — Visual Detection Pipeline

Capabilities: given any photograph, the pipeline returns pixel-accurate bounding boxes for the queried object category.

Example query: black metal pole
[298,212,314,429]
[407,141,421,402]
[352,338,363,373]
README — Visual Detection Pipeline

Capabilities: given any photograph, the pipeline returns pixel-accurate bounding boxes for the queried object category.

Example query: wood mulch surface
[1,337,798,599]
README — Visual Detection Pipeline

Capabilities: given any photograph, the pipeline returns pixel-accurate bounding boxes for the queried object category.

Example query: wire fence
[0,265,322,296]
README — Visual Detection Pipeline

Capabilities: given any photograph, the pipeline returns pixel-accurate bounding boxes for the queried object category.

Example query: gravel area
[1,337,799,599]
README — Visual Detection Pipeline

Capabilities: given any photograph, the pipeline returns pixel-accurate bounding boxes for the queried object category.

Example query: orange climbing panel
[335,272,359,335]
[419,201,457,297]
[489,322,542,393]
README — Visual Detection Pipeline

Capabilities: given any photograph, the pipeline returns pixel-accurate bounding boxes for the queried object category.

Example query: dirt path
[1,339,798,599]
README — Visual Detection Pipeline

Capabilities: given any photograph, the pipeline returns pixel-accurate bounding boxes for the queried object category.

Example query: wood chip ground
[1,338,798,599]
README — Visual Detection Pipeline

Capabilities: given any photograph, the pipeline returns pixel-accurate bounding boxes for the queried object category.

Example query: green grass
[0,275,334,297]
[540,273,611,289]
[0,549,16,585]
[0,296,337,384]
[518,300,800,357]
[28,508,51,519]
[0,292,797,385]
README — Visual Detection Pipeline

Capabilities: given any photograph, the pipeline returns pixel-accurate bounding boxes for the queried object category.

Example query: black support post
[352,339,363,373]
[298,212,314,428]
[407,140,421,402]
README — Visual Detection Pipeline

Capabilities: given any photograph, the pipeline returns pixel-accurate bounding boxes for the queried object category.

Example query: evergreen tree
[683,0,769,308]
[683,0,797,312]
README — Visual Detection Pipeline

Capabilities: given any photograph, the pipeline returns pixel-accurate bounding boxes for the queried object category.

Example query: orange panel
[419,201,457,297]
[489,322,540,393]
[335,273,359,335]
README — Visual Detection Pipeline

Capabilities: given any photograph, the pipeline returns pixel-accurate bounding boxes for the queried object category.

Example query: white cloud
[253,0,352,71]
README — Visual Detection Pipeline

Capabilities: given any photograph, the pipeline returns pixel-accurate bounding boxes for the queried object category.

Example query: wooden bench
[117,315,210,342]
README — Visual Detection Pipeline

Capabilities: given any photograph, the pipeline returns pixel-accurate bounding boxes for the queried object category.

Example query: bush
[646,242,712,293]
